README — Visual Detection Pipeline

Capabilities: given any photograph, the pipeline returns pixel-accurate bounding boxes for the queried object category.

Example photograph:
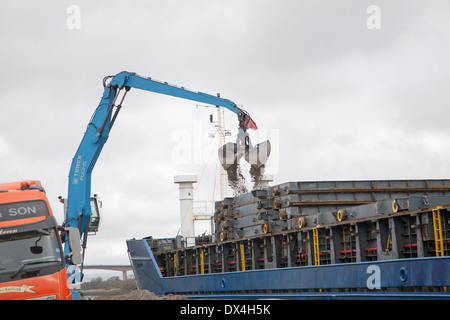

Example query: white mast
[216,106,228,200]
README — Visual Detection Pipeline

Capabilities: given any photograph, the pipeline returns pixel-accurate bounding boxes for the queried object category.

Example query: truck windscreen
[0,228,64,282]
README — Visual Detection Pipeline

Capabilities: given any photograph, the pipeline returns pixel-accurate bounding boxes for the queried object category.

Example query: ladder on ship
[313,228,320,265]
[432,207,448,293]
[432,207,444,257]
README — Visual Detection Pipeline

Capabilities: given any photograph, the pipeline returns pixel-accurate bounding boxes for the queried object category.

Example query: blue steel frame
[127,238,450,300]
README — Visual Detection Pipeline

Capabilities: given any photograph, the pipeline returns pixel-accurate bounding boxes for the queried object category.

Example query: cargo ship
[127,178,450,299]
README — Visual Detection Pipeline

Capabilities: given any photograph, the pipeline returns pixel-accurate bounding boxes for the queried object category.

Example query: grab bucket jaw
[218,130,271,171]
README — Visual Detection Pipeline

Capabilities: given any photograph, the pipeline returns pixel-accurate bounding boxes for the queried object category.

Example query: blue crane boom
[62,71,258,282]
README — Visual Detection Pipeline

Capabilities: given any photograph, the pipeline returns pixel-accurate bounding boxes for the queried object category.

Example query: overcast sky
[1,1,450,266]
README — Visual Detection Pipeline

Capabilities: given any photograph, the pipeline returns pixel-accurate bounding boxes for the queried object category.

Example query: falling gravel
[250,164,264,190]
[226,163,248,195]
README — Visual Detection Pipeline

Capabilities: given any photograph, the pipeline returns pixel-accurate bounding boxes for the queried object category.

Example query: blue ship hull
[127,238,450,299]
[127,180,450,300]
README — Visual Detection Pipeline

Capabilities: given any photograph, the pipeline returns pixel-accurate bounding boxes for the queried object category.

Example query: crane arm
[63,72,257,275]
[111,72,240,111]
[106,72,257,130]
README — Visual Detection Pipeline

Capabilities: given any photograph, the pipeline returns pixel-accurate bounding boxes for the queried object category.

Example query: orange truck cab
[0,181,72,300]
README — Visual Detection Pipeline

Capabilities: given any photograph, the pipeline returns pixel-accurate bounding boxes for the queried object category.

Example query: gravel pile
[87,289,188,300]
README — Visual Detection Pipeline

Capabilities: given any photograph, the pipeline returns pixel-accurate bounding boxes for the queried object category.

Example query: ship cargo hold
[126,179,450,299]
